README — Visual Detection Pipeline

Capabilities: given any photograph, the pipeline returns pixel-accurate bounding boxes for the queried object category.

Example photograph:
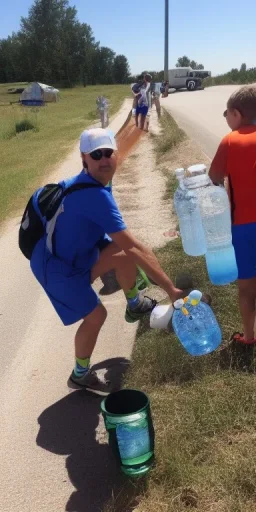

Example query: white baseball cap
[80,128,117,154]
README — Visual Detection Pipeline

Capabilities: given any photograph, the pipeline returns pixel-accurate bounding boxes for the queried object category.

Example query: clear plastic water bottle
[198,184,238,285]
[172,290,222,356]
[175,170,207,256]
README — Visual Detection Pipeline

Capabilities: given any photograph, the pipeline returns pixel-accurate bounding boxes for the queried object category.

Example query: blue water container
[172,290,222,356]
[198,184,238,285]
[205,245,238,285]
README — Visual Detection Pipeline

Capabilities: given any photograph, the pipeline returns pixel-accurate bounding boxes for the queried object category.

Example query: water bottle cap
[188,290,202,305]
[173,299,184,309]
[187,164,207,176]
[184,174,211,189]
[175,168,185,179]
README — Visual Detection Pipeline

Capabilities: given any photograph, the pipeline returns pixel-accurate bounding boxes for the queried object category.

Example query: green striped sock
[74,357,90,378]
[126,283,140,310]
[126,283,139,299]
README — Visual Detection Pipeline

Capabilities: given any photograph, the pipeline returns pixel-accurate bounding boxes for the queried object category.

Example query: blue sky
[1,0,256,76]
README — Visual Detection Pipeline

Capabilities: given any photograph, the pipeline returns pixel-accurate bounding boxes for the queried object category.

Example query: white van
[168,67,211,91]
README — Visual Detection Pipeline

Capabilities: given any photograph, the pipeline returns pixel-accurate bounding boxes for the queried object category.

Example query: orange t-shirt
[210,126,256,225]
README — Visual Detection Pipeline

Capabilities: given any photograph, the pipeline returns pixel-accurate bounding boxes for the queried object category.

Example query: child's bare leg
[140,115,146,130]
[238,278,256,340]
[132,97,137,109]
[135,114,139,127]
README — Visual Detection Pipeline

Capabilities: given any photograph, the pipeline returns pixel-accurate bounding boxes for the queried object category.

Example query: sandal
[230,331,256,346]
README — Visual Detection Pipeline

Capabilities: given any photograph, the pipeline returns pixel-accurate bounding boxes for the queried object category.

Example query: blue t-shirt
[50,171,126,270]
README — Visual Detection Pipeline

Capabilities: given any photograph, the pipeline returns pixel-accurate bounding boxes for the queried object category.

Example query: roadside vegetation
[204,64,256,87]
[108,110,256,512]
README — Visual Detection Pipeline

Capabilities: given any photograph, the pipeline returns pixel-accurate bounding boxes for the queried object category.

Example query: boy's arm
[209,135,229,185]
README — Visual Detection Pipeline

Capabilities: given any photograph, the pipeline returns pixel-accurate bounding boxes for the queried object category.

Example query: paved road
[164,85,241,159]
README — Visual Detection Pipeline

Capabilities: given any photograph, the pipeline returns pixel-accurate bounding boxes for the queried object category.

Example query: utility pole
[164,0,169,80]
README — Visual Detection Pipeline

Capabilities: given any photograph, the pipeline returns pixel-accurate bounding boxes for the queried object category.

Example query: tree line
[0,0,130,86]
[204,63,256,87]
[175,56,204,70]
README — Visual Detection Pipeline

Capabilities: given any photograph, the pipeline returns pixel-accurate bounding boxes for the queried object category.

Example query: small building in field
[20,82,59,106]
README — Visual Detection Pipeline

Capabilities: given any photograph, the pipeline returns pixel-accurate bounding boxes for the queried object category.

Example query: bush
[15,119,37,134]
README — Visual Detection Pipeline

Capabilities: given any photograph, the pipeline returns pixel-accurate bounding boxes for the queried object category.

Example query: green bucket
[101,389,155,477]
[136,267,151,291]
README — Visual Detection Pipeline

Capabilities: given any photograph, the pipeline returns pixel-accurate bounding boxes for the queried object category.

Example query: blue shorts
[232,223,256,280]
[136,105,148,117]
[31,237,112,326]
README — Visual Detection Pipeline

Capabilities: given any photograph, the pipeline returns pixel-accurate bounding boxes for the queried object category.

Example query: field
[0,83,129,223]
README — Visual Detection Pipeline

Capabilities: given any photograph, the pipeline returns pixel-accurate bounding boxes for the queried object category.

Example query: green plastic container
[136,267,151,291]
[101,389,155,477]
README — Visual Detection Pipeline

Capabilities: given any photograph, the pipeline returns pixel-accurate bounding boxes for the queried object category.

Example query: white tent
[20,82,59,105]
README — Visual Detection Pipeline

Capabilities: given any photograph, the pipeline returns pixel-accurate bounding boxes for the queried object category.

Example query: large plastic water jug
[186,164,207,177]
[198,184,238,285]
[172,290,222,356]
[175,171,208,256]
[150,304,174,329]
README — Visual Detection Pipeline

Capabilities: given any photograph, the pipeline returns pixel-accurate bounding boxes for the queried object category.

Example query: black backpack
[19,182,101,260]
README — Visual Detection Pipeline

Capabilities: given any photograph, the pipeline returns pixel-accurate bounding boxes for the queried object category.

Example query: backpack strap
[62,182,102,197]
[47,182,103,255]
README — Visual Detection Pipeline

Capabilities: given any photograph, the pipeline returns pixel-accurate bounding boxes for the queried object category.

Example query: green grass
[0,83,129,223]
[112,110,256,512]
[152,110,186,157]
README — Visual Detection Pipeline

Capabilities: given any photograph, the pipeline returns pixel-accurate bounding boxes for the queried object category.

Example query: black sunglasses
[89,148,114,161]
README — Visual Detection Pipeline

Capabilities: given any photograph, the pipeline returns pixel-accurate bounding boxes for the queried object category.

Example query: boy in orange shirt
[209,85,256,346]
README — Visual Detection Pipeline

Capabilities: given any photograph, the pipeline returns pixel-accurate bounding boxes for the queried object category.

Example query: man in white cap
[30,128,182,393]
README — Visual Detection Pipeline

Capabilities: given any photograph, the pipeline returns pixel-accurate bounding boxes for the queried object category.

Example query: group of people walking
[131,73,161,130]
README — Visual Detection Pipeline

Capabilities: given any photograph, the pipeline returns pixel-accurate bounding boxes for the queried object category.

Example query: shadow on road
[37,357,145,512]
[166,87,205,95]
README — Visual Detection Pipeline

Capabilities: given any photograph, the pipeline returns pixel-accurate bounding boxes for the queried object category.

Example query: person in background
[144,73,152,109]
[131,81,143,117]
[135,73,152,131]
[160,81,169,98]
[164,81,169,97]
[209,85,256,348]
[143,73,152,132]
[152,82,161,118]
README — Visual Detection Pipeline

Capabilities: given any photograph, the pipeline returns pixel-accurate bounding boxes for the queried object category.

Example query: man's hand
[169,287,185,303]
